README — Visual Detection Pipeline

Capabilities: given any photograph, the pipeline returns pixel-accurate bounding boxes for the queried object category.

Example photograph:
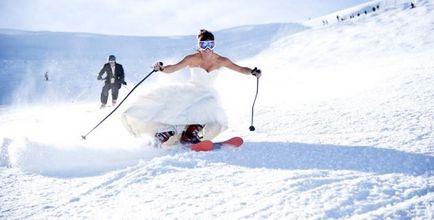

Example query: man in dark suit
[97,55,126,108]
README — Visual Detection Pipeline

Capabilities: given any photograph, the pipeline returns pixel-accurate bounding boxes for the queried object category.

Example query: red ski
[213,137,244,150]
[190,137,244,152]
[190,140,214,152]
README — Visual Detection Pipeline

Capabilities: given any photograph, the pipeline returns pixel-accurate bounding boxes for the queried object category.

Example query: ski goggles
[198,40,215,50]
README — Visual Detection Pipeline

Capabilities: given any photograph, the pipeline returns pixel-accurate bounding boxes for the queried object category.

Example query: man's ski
[190,137,244,152]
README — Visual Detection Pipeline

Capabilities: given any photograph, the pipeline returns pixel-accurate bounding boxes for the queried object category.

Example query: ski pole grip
[251,67,257,73]
[251,67,261,76]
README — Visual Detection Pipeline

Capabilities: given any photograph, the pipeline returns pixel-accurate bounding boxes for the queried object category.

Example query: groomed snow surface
[1,0,434,219]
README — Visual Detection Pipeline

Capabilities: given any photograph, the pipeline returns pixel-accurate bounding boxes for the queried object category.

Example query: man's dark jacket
[97,63,125,85]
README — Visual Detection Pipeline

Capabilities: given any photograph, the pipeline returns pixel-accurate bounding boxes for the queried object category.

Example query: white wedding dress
[121,67,228,145]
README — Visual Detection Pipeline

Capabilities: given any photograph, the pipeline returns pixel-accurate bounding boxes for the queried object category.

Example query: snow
[1,0,434,219]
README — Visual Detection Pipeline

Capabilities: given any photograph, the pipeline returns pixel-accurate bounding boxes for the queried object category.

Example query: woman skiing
[121,29,261,147]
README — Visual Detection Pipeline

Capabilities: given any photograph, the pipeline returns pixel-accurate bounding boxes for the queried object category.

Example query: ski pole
[81,68,158,140]
[249,73,260,131]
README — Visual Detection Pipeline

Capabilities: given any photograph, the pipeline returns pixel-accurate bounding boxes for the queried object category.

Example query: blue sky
[0,0,369,36]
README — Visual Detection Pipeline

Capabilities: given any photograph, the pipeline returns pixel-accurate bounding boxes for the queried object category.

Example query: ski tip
[227,137,244,147]
[81,135,87,140]
[233,136,244,143]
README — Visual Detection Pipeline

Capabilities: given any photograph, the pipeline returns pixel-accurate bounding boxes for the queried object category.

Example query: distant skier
[122,29,261,146]
[44,71,49,81]
[97,55,126,108]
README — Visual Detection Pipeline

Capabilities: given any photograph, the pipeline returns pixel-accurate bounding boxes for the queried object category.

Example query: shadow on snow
[200,141,434,176]
[2,139,433,177]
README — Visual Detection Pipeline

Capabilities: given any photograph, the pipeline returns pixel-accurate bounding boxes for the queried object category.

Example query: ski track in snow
[1,0,434,219]
[1,150,433,219]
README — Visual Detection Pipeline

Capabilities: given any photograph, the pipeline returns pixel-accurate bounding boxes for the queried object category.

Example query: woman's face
[198,40,215,51]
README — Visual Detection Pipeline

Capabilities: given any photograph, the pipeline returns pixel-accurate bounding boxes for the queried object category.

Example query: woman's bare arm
[156,54,196,74]
[220,56,252,75]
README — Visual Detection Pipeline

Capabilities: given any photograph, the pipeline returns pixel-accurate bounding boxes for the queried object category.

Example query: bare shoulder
[185,52,202,62]
[216,55,233,66]
[186,52,200,59]
[178,52,201,66]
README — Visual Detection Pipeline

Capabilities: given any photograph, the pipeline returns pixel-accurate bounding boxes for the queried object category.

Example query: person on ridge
[97,55,126,108]
[121,29,261,146]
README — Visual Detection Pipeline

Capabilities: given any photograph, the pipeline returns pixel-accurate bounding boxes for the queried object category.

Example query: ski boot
[180,124,204,144]
[155,131,175,144]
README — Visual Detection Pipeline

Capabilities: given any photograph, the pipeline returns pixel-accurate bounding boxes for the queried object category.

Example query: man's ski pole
[81,68,158,140]
[249,73,260,131]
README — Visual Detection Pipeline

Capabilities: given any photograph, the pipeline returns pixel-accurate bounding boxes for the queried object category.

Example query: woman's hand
[251,67,262,78]
[153,62,164,72]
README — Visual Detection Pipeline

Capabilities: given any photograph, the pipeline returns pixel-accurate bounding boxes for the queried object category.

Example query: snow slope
[0,23,306,105]
[1,0,434,219]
